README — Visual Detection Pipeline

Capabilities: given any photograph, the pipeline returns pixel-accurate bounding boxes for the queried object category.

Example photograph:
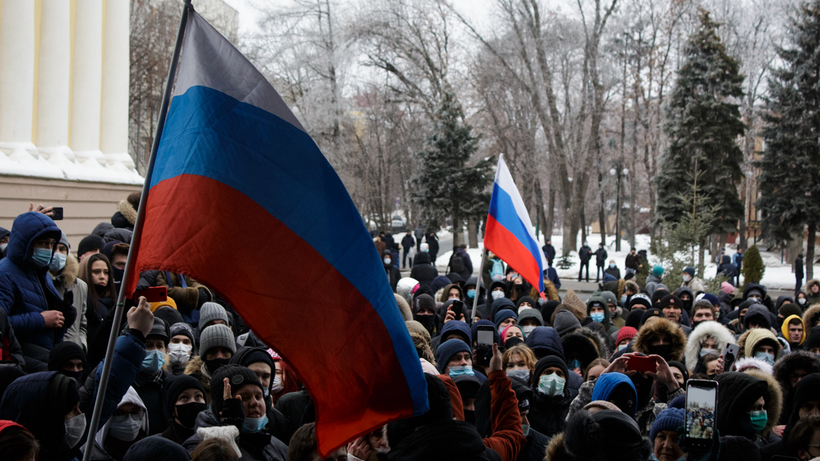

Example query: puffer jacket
[0,212,76,371]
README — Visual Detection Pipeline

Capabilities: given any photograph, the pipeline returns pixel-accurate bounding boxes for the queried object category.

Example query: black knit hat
[77,234,105,258]
[805,326,820,351]
[165,374,205,415]
[210,365,263,413]
[657,294,682,311]
[48,341,86,372]
[230,346,274,370]
[154,307,185,330]
[533,356,568,385]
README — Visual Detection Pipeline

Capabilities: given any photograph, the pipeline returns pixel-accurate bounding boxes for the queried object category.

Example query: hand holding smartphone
[626,355,656,373]
[685,379,718,451]
[475,325,495,367]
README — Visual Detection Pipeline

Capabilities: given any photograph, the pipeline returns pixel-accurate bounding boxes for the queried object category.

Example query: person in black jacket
[796,253,805,297]
[625,248,640,278]
[410,252,438,289]
[426,232,440,262]
[528,356,571,437]
[594,244,608,282]
[401,231,416,268]
[383,250,401,292]
[542,239,556,267]
[717,255,738,286]
[578,243,592,282]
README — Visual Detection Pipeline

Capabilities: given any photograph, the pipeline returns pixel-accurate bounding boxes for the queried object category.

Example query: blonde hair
[502,344,537,373]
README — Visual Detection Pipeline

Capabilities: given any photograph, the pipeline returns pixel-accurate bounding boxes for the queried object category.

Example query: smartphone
[685,379,719,451]
[133,286,167,303]
[450,300,464,320]
[721,343,739,372]
[51,207,63,220]
[475,325,495,367]
[627,355,656,373]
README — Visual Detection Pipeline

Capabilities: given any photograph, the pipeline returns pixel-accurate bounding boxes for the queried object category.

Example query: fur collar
[118,199,138,225]
[742,368,783,435]
[633,317,687,362]
[684,321,737,370]
[545,433,569,461]
[803,305,820,328]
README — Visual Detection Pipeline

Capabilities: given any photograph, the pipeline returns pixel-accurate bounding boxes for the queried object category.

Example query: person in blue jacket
[0,212,76,371]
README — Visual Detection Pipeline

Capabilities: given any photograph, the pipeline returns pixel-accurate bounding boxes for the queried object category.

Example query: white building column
[37,0,72,151]
[70,0,104,164]
[0,0,36,150]
[100,0,133,169]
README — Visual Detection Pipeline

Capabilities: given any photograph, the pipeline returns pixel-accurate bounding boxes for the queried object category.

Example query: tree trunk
[535,179,548,243]
[581,206,587,246]
[546,186,556,240]
[738,175,747,250]
[598,173,607,246]
[467,216,478,248]
[808,223,816,281]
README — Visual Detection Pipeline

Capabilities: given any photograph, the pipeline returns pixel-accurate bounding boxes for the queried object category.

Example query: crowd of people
[0,199,820,461]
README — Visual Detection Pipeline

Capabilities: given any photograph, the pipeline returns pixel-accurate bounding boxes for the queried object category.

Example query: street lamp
[610,166,629,251]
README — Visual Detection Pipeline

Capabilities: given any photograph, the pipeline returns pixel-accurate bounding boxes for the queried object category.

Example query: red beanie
[616,326,638,345]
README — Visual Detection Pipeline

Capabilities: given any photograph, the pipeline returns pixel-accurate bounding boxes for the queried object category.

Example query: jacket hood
[684,321,737,370]
[781,315,806,345]
[414,252,431,265]
[590,372,637,417]
[773,351,820,394]
[95,386,148,450]
[395,294,413,321]
[743,328,781,360]
[743,304,772,329]
[586,296,611,330]
[715,372,770,439]
[743,283,768,300]
[807,278,820,292]
[490,297,516,321]
[6,212,62,267]
[439,320,472,345]
[561,332,600,370]
[524,327,565,360]
[397,277,419,304]
[776,296,795,310]
[803,305,820,329]
[438,284,463,303]
[517,308,544,326]
[633,317,687,362]
[742,368,783,435]
[0,371,77,443]
[118,198,138,226]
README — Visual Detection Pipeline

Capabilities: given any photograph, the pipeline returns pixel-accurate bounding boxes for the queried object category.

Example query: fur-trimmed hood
[742,368,783,436]
[545,433,570,461]
[52,253,80,289]
[803,304,820,329]
[395,294,413,321]
[633,317,687,362]
[684,321,736,371]
[773,350,820,392]
[561,328,608,370]
[117,198,138,226]
[562,290,588,319]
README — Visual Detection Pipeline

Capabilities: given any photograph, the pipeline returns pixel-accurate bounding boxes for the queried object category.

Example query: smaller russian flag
[484,155,548,294]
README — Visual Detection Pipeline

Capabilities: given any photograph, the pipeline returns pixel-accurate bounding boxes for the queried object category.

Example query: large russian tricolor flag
[125,11,428,454]
[484,155,548,294]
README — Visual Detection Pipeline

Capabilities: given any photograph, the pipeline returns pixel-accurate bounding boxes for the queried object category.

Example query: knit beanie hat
[48,341,86,372]
[199,302,231,331]
[721,282,735,295]
[650,407,685,441]
[165,374,205,415]
[493,309,517,328]
[640,308,663,326]
[153,305,184,328]
[779,303,803,320]
[616,326,638,346]
[435,339,471,373]
[699,293,720,307]
[625,309,645,329]
[210,365,263,413]
[553,310,582,336]
[413,294,436,315]
[150,297,178,312]
[584,400,621,412]
[652,265,664,276]
[77,234,105,258]
[683,267,695,277]
[230,346,274,370]
[199,324,236,357]
[628,293,653,311]
[170,322,196,350]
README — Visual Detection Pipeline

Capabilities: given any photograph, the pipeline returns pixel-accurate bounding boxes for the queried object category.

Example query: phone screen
[477,329,494,346]
[686,385,717,442]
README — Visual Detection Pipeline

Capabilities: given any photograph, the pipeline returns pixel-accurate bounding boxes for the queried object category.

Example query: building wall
[0,175,140,250]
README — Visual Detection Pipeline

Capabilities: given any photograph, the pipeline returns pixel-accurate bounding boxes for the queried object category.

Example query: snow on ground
[432,229,811,290]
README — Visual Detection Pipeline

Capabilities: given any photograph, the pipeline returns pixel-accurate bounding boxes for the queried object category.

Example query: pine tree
[741,245,765,287]
[758,0,820,280]
[413,90,493,232]
[656,9,745,239]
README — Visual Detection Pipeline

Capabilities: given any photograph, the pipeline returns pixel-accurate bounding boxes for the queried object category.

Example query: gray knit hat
[199,324,236,356]
[199,302,231,332]
[553,310,582,336]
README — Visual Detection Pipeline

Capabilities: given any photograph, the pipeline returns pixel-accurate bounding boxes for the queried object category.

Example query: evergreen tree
[758,0,820,280]
[656,9,745,239]
[413,91,493,233]
[741,245,765,288]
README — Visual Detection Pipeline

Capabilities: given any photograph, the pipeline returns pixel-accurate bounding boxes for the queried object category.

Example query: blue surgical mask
[568,360,581,370]
[506,369,530,382]
[522,424,530,437]
[754,351,775,365]
[242,414,269,433]
[30,247,53,268]
[449,365,475,377]
[537,373,565,397]
[620,295,627,305]
[141,349,165,374]
[591,312,605,323]
[618,344,628,352]
[467,289,476,299]
[609,263,616,268]
[49,252,66,272]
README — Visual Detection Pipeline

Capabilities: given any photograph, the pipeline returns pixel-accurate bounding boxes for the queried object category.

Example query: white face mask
[271,375,283,393]
[65,413,86,448]
[491,290,505,300]
[799,298,807,305]
[0,243,7,252]
[521,325,536,336]
[168,343,193,365]
[384,257,392,265]
[683,274,691,282]
[107,412,144,441]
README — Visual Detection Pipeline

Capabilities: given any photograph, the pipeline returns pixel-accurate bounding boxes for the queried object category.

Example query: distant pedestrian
[796,253,805,296]
[426,232,439,262]
[625,247,639,278]
[401,231,415,269]
[578,242,592,282]
[594,243,608,282]
[542,238,556,267]
[733,247,744,273]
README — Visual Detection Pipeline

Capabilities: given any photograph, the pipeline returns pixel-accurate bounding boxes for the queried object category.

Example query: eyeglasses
[111,408,145,423]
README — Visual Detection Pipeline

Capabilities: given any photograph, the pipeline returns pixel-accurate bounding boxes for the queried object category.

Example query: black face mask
[647,344,673,361]
[94,284,109,296]
[205,358,229,375]
[176,401,207,429]
[59,369,82,381]
[112,267,124,283]
[414,314,436,336]
[463,409,476,426]
[629,372,655,409]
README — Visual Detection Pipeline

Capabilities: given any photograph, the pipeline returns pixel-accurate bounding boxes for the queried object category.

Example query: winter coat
[632,317,687,363]
[684,321,737,371]
[274,388,312,444]
[772,350,820,425]
[516,428,550,461]
[401,234,415,251]
[717,255,738,280]
[795,257,805,279]
[387,419,501,461]
[184,407,288,461]
[529,390,571,438]
[681,276,706,295]
[410,253,438,288]
[51,254,88,351]
[734,252,744,271]
[714,371,773,443]
[578,245,592,263]
[625,253,640,270]
[604,266,620,280]
[426,234,440,256]
[594,248,607,266]
[133,369,171,435]
[450,247,473,280]
[0,308,25,369]
[806,279,820,306]
[541,243,556,265]
[585,296,617,335]
[384,263,401,292]
[803,304,820,329]
[111,198,137,230]
[183,356,214,405]
[0,212,76,372]
[741,369,783,446]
